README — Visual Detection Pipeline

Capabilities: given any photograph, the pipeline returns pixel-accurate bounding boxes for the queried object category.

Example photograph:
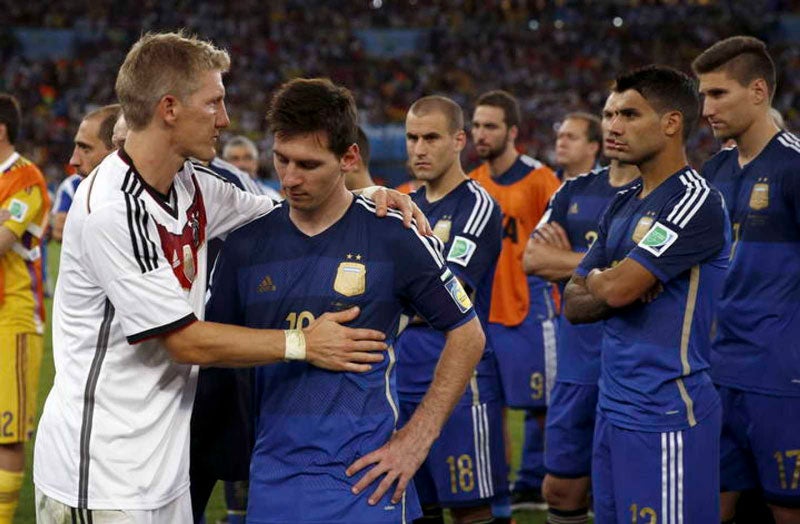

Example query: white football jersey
[34,150,273,509]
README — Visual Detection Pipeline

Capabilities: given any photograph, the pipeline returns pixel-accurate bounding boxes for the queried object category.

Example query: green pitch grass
[15,241,548,523]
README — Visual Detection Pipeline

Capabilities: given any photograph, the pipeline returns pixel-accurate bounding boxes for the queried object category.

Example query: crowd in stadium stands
[2,0,799,185]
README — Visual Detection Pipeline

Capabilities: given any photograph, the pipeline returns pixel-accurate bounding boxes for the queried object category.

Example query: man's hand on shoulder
[357,186,432,236]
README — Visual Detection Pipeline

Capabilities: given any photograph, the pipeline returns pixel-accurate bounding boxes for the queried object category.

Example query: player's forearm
[164,320,286,367]
[563,274,612,324]
[524,242,584,282]
[405,317,485,442]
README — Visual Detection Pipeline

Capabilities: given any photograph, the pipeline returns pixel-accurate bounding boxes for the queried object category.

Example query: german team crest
[334,260,366,297]
[749,182,769,210]
[632,216,654,243]
[433,218,452,244]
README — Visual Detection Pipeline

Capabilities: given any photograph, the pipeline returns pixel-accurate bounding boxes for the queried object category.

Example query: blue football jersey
[703,131,800,396]
[576,167,730,431]
[206,195,475,524]
[539,167,637,385]
[396,179,502,404]
[52,174,82,214]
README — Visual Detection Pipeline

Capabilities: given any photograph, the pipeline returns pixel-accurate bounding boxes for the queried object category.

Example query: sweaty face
[602,89,667,166]
[698,70,756,142]
[471,106,511,161]
[69,118,112,176]
[274,132,353,213]
[175,70,230,162]
[224,144,258,177]
[555,118,596,170]
[405,111,462,183]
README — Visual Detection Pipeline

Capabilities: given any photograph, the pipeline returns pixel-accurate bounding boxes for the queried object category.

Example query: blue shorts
[489,315,557,409]
[718,386,800,507]
[399,399,508,508]
[592,408,721,524]
[544,382,598,478]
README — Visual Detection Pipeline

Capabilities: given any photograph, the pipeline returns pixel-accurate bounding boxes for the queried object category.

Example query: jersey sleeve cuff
[439,309,477,333]
[126,313,198,345]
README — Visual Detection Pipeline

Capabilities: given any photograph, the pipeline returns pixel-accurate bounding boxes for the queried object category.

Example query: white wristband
[284,329,307,361]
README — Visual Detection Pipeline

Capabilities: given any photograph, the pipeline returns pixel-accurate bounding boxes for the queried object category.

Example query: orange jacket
[469,156,560,326]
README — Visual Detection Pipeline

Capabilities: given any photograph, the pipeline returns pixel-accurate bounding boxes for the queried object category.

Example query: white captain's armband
[637,221,679,257]
[447,235,477,267]
[284,329,307,360]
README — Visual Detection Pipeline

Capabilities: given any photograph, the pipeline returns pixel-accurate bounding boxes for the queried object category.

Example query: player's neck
[289,185,354,237]
[736,115,780,167]
[425,167,467,202]
[487,145,518,178]
[638,145,688,198]
[124,130,185,195]
[348,171,375,190]
[0,144,15,166]
[608,160,640,187]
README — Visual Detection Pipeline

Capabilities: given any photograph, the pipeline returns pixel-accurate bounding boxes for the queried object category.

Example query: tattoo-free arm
[585,258,658,308]
[524,238,585,281]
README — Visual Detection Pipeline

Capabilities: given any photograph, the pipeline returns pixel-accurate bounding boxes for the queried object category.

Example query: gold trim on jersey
[677,265,700,427]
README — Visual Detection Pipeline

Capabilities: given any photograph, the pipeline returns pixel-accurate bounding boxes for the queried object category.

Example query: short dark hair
[85,103,122,150]
[475,90,520,129]
[408,95,465,134]
[0,93,22,145]
[613,65,700,141]
[564,112,602,146]
[692,36,776,98]
[356,126,370,165]
[266,78,358,158]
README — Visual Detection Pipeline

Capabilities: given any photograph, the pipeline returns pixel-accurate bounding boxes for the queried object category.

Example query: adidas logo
[258,275,276,292]
[569,202,579,214]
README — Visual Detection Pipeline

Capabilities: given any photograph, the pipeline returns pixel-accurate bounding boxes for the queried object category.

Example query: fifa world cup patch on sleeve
[7,198,28,223]
[447,235,477,267]
[638,221,678,257]
[445,276,472,313]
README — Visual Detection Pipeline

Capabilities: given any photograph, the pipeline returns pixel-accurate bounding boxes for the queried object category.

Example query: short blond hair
[115,31,230,130]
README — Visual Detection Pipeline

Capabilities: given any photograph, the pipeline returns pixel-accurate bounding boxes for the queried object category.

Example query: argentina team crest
[749,180,769,210]
[631,215,654,243]
[334,254,366,297]
[433,217,452,243]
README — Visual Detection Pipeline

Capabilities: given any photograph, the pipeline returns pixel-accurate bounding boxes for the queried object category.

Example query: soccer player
[554,112,602,181]
[397,95,507,524]
[206,78,486,524]
[524,94,640,524]
[344,126,376,190]
[221,135,282,199]
[32,32,423,522]
[693,36,800,524]
[51,104,121,241]
[0,93,50,524]
[563,65,729,523]
[469,90,561,511]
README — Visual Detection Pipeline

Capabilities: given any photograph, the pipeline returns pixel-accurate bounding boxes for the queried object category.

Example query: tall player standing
[396,95,507,524]
[564,66,729,523]
[0,93,50,524]
[693,36,800,524]
[524,93,639,524]
[32,32,420,523]
[468,90,561,514]
[205,79,485,524]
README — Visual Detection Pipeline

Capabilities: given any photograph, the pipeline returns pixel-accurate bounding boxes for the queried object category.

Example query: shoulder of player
[772,131,800,166]
[661,169,723,230]
[189,160,241,188]
[700,146,737,180]
[225,200,285,247]
[519,154,557,179]
[353,195,446,253]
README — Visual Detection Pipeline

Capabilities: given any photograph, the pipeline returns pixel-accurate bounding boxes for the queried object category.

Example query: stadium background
[5,0,800,522]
